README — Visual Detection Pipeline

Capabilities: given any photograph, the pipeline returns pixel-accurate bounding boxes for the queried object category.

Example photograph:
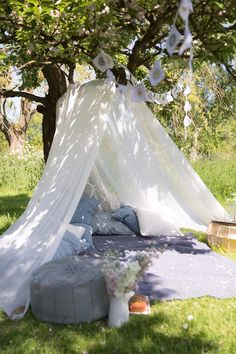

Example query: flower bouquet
[101,248,158,327]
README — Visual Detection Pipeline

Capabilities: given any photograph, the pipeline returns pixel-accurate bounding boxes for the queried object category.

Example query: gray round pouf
[30,256,109,324]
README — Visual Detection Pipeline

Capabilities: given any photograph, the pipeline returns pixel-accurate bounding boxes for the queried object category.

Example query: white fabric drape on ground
[0,80,115,318]
[0,79,225,319]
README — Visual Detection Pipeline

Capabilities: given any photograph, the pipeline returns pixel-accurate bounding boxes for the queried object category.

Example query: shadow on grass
[0,194,30,235]
[0,309,219,354]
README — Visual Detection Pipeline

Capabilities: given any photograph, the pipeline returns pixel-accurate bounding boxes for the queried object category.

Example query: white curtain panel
[92,84,225,229]
[0,80,115,319]
[0,79,225,319]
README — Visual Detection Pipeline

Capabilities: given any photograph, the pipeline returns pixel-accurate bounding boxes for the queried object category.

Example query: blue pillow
[73,223,94,248]
[53,224,93,260]
[112,206,140,234]
[92,212,134,235]
[70,197,99,225]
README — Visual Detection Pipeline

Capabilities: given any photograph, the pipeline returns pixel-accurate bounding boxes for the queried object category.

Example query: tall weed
[0,151,44,193]
[193,157,236,204]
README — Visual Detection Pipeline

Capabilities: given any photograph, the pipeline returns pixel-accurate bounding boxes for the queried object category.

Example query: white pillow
[135,208,183,236]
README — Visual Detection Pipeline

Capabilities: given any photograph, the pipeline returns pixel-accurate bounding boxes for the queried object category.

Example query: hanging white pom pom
[166,26,182,55]
[178,0,193,21]
[179,28,192,55]
[93,52,114,72]
[184,114,192,127]
[149,60,165,86]
[131,83,147,102]
[184,100,192,112]
[106,69,115,81]
[184,85,191,96]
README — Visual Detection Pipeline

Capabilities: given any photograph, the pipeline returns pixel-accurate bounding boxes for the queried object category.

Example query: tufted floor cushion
[30,256,109,324]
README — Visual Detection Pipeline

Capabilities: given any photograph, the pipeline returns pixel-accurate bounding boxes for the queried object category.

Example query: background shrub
[193,156,236,205]
[0,151,44,193]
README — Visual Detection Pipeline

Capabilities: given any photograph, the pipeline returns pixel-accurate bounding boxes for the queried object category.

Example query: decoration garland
[93,0,194,133]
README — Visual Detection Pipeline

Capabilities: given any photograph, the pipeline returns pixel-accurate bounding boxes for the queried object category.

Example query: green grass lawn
[1,155,236,354]
[0,298,236,354]
[0,189,31,235]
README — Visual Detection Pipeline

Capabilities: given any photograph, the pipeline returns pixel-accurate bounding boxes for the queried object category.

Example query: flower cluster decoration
[92,0,194,133]
[101,249,158,298]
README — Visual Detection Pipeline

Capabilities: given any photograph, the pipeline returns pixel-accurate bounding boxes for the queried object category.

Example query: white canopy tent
[0,79,225,319]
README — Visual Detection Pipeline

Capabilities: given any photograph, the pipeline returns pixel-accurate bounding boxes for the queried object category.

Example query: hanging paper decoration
[184,100,192,112]
[166,26,182,55]
[93,52,114,72]
[178,0,193,21]
[131,83,147,103]
[179,28,192,55]
[149,60,165,86]
[91,0,195,116]
[184,114,192,127]
[183,84,191,96]
[166,91,174,103]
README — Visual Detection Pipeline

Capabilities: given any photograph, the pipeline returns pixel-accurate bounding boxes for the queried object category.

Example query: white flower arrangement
[101,249,158,298]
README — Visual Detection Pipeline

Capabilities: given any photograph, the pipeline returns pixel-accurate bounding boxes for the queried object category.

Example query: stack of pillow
[92,205,140,236]
[54,197,140,260]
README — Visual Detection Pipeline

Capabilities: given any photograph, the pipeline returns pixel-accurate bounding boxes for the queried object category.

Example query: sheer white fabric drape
[0,80,114,318]
[90,84,225,229]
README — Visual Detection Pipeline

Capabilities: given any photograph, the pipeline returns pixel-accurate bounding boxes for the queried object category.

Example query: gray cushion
[112,206,140,234]
[53,225,93,260]
[30,256,109,324]
[92,211,134,235]
[71,197,99,224]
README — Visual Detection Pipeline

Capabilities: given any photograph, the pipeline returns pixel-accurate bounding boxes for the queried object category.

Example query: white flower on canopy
[166,26,182,55]
[184,114,192,127]
[149,60,165,86]
[178,0,193,21]
[131,83,147,102]
[179,28,192,55]
[93,52,114,72]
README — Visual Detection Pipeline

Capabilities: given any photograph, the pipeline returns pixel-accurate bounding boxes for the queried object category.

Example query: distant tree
[153,62,236,159]
[0,0,235,160]
[0,70,35,154]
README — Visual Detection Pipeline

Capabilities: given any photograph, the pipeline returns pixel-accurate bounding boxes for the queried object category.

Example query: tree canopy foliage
[1,0,235,80]
[0,0,235,159]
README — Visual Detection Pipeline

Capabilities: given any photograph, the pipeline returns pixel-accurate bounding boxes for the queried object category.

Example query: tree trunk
[0,97,33,155]
[39,65,67,162]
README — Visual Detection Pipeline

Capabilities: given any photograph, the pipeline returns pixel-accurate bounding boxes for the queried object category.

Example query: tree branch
[0,90,46,104]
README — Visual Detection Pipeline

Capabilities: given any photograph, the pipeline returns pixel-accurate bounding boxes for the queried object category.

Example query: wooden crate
[207,220,236,252]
